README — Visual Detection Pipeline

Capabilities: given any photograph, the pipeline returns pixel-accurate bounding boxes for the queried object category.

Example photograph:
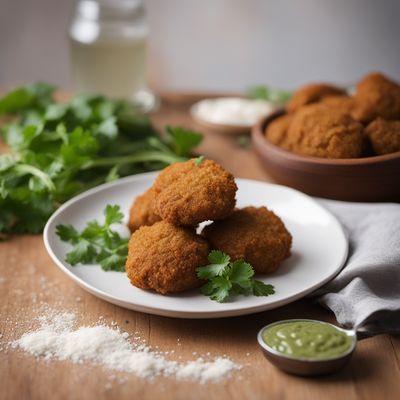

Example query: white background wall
[1,0,399,92]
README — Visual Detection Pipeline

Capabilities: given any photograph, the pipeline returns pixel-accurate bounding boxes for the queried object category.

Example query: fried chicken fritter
[287,83,346,113]
[127,188,161,232]
[354,72,400,122]
[203,207,292,274]
[265,114,293,149]
[153,159,237,226]
[286,104,364,158]
[126,221,209,294]
[365,118,400,155]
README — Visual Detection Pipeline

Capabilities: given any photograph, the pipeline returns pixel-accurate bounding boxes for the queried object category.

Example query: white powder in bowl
[10,311,240,383]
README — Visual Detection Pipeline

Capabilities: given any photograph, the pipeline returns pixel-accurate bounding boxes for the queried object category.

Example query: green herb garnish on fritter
[56,205,128,272]
[197,250,275,303]
[0,84,203,234]
[193,155,205,166]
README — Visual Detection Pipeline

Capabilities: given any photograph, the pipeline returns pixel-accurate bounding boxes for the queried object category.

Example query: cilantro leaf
[208,250,230,265]
[104,204,124,225]
[165,126,203,157]
[252,279,275,296]
[45,104,68,120]
[196,250,230,279]
[98,253,126,272]
[230,260,254,290]
[197,250,275,303]
[65,239,97,265]
[55,224,79,243]
[200,277,232,303]
[0,88,33,115]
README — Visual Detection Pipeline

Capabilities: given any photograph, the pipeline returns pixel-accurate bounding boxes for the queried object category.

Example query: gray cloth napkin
[314,199,400,335]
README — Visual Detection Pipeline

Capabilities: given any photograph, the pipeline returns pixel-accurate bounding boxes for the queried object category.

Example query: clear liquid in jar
[70,37,147,100]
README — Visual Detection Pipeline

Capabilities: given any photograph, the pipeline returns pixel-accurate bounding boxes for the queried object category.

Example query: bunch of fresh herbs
[0,84,202,234]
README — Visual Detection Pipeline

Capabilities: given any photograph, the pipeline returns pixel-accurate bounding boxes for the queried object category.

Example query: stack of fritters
[266,72,400,158]
[126,159,292,295]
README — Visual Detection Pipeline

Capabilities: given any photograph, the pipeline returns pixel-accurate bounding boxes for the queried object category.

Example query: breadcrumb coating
[286,104,364,158]
[354,72,400,122]
[128,188,161,232]
[153,159,237,226]
[126,221,209,294]
[365,118,400,155]
[265,114,293,149]
[203,207,292,274]
[288,83,346,113]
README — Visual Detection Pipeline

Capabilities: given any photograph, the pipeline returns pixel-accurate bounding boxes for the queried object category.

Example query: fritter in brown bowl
[287,83,346,113]
[365,118,400,155]
[203,207,292,274]
[126,221,209,294]
[153,159,237,226]
[265,114,293,150]
[354,72,400,123]
[286,104,364,158]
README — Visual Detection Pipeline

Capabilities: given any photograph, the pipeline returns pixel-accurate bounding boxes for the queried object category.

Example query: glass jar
[69,0,156,110]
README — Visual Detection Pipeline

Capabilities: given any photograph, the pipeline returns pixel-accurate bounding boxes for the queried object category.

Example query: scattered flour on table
[10,311,240,383]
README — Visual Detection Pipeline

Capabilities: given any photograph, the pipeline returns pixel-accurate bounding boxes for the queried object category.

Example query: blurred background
[1,0,399,92]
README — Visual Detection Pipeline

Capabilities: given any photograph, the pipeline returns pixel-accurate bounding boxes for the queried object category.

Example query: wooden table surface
[1,94,399,400]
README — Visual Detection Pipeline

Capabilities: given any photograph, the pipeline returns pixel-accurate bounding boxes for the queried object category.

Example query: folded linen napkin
[315,199,400,335]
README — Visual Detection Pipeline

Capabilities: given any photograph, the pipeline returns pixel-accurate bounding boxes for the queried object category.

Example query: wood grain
[1,94,399,400]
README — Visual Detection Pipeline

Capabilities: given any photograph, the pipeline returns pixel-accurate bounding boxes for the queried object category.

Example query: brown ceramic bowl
[252,110,400,202]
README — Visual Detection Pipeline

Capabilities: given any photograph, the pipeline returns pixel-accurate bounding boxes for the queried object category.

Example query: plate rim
[43,173,348,319]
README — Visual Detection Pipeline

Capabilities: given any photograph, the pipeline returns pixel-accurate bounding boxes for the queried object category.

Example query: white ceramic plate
[44,172,348,319]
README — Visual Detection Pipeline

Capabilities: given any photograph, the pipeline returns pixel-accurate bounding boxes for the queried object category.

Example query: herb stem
[81,151,186,170]
[15,164,55,191]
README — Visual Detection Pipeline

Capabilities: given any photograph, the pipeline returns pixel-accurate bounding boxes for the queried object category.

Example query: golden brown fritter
[153,159,237,226]
[126,221,209,294]
[286,104,364,158]
[365,118,400,155]
[203,207,292,274]
[265,114,293,149]
[127,188,161,232]
[354,72,400,122]
[287,83,346,113]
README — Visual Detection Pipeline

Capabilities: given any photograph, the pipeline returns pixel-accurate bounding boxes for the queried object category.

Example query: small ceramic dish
[191,98,276,135]
[257,319,357,376]
[251,110,400,202]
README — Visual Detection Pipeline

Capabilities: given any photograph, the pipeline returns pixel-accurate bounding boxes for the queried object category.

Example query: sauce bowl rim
[257,318,357,363]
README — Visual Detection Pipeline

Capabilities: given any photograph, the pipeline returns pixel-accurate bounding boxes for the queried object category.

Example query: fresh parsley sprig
[56,205,129,272]
[197,250,275,303]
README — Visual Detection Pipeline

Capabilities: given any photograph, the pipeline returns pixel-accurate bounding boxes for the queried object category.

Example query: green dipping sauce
[262,321,354,360]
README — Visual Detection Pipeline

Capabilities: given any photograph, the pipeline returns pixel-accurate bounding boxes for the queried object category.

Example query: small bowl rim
[252,110,400,165]
[257,318,357,363]
[190,97,278,133]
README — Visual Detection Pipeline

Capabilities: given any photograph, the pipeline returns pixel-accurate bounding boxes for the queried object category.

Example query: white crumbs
[11,311,239,383]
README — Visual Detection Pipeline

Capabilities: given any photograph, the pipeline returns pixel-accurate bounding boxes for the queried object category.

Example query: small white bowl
[191,97,276,135]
